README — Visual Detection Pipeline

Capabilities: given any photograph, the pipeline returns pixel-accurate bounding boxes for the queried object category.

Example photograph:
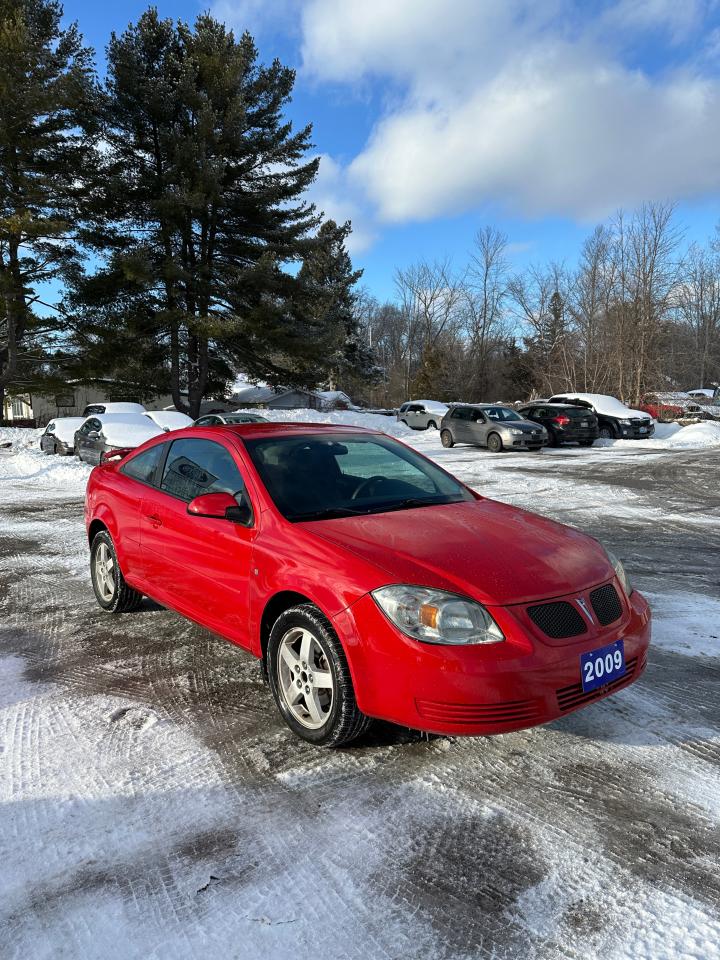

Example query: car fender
[87,500,131,569]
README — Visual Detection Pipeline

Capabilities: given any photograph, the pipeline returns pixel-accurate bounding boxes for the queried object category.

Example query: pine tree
[0,0,96,419]
[71,11,333,418]
[297,219,370,390]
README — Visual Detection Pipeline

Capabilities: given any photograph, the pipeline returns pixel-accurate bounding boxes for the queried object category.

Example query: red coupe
[85,423,651,746]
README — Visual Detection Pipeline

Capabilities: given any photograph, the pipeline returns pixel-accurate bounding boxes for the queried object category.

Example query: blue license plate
[580,640,625,692]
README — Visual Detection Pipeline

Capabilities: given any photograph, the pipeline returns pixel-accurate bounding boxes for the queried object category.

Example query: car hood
[304,499,613,606]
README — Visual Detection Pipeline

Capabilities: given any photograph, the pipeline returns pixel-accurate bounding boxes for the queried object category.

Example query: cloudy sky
[70,0,720,297]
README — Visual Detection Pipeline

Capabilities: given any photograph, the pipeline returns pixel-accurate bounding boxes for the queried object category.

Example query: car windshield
[483,406,523,422]
[244,433,473,521]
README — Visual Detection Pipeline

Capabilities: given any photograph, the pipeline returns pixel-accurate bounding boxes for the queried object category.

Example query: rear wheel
[487,432,503,453]
[90,530,143,613]
[427,419,437,430]
[440,429,454,448]
[267,604,371,747]
[549,429,560,447]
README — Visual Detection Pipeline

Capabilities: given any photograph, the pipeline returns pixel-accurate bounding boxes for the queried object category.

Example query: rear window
[121,443,166,485]
[565,407,594,418]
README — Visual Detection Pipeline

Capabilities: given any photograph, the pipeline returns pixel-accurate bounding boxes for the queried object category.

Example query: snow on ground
[1,415,720,959]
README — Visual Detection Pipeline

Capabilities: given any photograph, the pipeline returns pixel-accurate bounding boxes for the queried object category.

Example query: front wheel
[90,530,144,613]
[267,604,371,747]
[487,432,503,453]
[598,426,615,440]
[440,429,454,448]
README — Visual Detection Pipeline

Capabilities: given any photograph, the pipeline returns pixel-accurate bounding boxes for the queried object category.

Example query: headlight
[606,549,632,595]
[510,429,523,436]
[371,585,504,645]
[620,418,631,425]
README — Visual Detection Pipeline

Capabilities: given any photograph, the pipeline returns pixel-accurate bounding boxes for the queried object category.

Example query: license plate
[639,426,647,433]
[581,420,588,426]
[580,639,625,692]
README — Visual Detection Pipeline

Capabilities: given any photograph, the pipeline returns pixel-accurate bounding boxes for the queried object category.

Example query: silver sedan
[440,404,548,452]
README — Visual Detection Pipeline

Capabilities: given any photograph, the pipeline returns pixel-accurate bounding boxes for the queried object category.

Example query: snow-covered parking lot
[2,416,720,960]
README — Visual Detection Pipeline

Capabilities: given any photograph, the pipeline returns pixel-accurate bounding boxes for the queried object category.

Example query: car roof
[520,402,581,409]
[450,402,512,409]
[184,421,382,440]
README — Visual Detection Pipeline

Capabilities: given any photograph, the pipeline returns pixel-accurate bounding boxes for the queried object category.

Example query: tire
[487,432,503,453]
[440,429,454,448]
[598,425,615,440]
[549,430,560,448]
[267,604,371,747]
[90,530,144,613]
[427,420,437,430]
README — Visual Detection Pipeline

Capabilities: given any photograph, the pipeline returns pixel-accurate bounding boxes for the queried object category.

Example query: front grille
[590,583,623,626]
[527,601,587,639]
[416,698,542,726]
[556,657,638,712]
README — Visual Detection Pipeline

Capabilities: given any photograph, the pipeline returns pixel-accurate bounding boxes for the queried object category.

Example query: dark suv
[517,403,598,447]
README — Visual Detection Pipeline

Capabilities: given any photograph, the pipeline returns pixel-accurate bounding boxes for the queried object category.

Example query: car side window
[469,409,485,422]
[534,407,547,417]
[451,407,472,420]
[161,437,247,504]
[121,443,166,486]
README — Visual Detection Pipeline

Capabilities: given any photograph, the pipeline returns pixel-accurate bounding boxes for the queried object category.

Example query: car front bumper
[333,584,651,736]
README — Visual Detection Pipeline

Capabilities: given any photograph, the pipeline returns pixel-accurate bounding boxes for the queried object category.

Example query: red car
[85,423,651,746]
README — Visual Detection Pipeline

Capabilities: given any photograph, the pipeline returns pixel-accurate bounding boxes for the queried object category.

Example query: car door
[467,409,490,446]
[113,442,167,579]
[447,406,471,442]
[148,436,256,643]
[76,418,101,461]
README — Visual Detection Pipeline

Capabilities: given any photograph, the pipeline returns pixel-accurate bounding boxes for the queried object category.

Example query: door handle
[145,513,163,527]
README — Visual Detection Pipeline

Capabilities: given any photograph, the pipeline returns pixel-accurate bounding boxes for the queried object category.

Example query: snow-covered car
[81,401,146,417]
[193,412,269,426]
[39,417,87,456]
[547,393,654,440]
[397,400,449,430]
[144,410,194,432]
[73,414,163,465]
[686,388,715,400]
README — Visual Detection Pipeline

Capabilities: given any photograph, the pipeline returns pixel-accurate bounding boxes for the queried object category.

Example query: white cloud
[297,0,720,224]
[308,154,377,254]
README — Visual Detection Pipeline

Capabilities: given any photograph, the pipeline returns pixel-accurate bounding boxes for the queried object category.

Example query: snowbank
[0,427,90,496]
[661,421,720,448]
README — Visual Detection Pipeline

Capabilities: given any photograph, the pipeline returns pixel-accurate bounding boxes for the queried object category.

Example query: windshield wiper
[292,505,372,521]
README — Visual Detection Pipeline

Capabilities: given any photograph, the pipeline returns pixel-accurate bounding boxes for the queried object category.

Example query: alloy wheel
[277,627,334,730]
[94,542,116,602]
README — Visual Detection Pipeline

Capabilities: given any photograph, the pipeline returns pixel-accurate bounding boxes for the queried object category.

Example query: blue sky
[64,0,720,300]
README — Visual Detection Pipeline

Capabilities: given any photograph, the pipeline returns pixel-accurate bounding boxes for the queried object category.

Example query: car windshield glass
[244,433,473,521]
[483,407,523,422]
[565,407,593,418]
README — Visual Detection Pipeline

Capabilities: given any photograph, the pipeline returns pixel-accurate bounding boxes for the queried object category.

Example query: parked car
[516,403,598,447]
[686,388,715,400]
[85,422,651,746]
[74,414,163,465]
[440,404,547,452]
[193,412,269,426]
[397,400,448,430]
[637,392,704,422]
[81,401,146,417]
[546,393,654,440]
[39,416,87,456]
[144,410,194,432]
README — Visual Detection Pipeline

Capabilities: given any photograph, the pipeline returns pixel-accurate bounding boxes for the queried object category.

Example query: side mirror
[187,491,253,525]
